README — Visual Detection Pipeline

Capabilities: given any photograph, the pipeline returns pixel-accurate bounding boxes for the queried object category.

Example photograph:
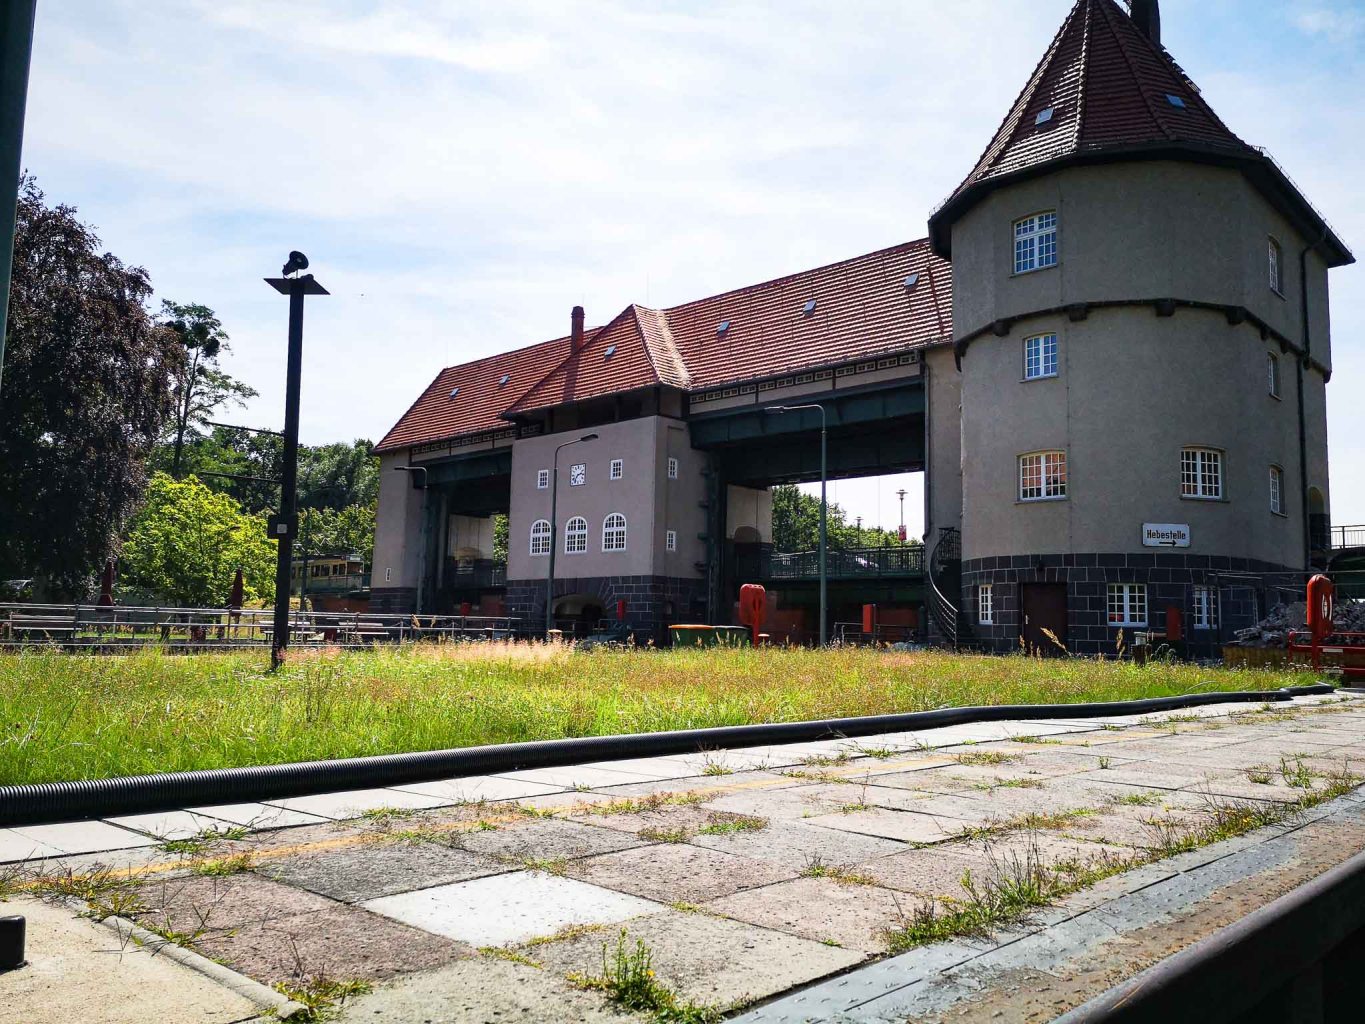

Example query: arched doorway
[552,593,604,637]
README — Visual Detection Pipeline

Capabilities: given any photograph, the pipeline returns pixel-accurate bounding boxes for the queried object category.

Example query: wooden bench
[4,614,78,642]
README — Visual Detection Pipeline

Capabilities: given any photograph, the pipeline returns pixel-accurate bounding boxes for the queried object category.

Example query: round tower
[927,0,1352,655]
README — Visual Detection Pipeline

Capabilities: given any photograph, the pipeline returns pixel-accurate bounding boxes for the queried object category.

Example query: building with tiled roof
[372,0,1352,653]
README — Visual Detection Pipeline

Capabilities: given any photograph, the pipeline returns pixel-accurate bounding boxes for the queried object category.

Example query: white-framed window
[1024,333,1058,380]
[529,519,551,556]
[1014,211,1058,274]
[1181,447,1223,500]
[1107,583,1148,627]
[602,513,627,552]
[1269,465,1285,515]
[1019,450,1067,501]
[1192,586,1216,630]
[1267,353,1280,399]
[978,584,994,625]
[609,458,623,480]
[564,516,587,554]
[536,469,549,490]
[665,529,677,552]
[1269,237,1283,294]
[667,457,679,480]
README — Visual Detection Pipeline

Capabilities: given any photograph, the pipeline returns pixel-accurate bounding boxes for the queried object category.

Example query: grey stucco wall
[924,345,962,542]
[372,452,424,590]
[505,416,707,584]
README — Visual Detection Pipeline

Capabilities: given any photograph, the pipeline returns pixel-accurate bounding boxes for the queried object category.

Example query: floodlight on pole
[766,403,828,646]
[264,255,328,670]
[546,433,598,636]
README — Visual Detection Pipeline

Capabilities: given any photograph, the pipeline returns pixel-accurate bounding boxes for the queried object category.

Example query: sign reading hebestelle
[1142,523,1191,548]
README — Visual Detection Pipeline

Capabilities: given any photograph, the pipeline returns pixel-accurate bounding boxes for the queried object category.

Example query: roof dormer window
[1035,107,1054,125]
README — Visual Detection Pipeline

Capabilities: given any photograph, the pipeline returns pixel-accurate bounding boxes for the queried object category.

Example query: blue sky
[19,0,1365,536]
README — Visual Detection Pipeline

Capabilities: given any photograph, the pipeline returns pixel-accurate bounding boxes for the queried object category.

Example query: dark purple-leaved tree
[0,179,180,595]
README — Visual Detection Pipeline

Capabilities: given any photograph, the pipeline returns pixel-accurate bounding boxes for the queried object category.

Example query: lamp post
[393,465,429,615]
[265,253,328,669]
[546,433,598,636]
[896,489,907,544]
[0,0,36,395]
[766,404,827,646]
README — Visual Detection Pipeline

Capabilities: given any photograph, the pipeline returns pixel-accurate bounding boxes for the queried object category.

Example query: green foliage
[770,484,915,552]
[0,179,180,594]
[159,301,256,478]
[299,504,377,564]
[572,930,720,1023]
[119,473,276,606]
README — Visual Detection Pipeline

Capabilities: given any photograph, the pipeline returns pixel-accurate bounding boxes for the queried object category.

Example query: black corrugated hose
[0,684,1336,827]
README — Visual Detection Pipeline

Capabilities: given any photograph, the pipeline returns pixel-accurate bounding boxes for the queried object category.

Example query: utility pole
[265,253,327,669]
[0,0,37,395]
[766,404,828,645]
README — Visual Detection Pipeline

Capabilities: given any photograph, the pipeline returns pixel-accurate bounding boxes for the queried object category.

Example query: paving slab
[263,786,454,820]
[530,908,865,1007]
[458,816,647,862]
[198,902,471,985]
[491,764,664,788]
[688,819,905,868]
[0,827,65,863]
[134,872,342,937]
[186,801,330,829]
[565,842,798,903]
[364,870,664,946]
[103,809,239,841]
[386,774,565,804]
[577,755,711,780]
[335,956,623,1023]
[9,820,154,857]
[1070,766,1231,791]
[1,897,262,1023]
[570,800,751,836]
[701,784,857,821]
[707,875,907,953]
[804,807,971,845]
[257,838,511,903]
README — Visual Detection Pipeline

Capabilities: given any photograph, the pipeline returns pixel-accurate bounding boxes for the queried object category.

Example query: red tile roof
[929,0,1351,265]
[377,240,952,452]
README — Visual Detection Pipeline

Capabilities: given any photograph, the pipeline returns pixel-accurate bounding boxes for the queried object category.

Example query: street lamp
[896,489,907,544]
[546,433,598,636]
[766,403,827,646]
[393,465,429,615]
[265,253,328,669]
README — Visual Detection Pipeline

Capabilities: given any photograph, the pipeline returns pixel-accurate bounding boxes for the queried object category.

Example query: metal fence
[0,603,523,650]
[1333,524,1365,549]
[767,546,926,580]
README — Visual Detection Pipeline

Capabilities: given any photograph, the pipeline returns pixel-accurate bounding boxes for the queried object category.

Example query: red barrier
[617,599,627,622]
[862,603,876,635]
[739,584,766,646]
[1166,606,1183,644]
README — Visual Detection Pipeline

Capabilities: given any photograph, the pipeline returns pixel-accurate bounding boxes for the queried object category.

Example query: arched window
[529,519,551,557]
[564,517,588,554]
[602,513,627,552]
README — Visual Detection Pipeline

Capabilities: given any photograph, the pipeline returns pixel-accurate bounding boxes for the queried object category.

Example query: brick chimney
[1129,0,1161,46]
[571,305,585,350]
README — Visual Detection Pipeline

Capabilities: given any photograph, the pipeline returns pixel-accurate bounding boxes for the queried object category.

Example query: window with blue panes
[1024,333,1058,380]
[1014,212,1058,274]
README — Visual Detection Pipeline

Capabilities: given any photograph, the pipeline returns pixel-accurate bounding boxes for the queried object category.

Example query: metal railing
[927,528,965,648]
[444,559,507,589]
[0,603,522,650]
[832,621,922,647]
[765,546,925,580]
[1332,524,1365,550]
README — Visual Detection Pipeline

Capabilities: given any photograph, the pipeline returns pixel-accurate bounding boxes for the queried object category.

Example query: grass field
[0,644,1318,786]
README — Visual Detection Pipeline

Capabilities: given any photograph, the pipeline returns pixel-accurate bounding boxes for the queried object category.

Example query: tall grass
[0,644,1313,785]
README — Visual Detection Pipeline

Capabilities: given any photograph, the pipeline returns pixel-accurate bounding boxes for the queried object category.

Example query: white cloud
[19,0,1365,524]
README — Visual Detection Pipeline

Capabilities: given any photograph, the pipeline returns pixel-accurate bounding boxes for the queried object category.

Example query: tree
[161,302,256,478]
[0,179,181,595]
[120,473,276,606]
[298,440,378,511]
[770,484,915,552]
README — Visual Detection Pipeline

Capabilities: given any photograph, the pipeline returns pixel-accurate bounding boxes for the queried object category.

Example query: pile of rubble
[1234,599,1365,646]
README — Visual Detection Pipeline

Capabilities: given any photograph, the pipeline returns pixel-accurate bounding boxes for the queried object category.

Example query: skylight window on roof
[604,344,617,359]
[1166,94,1186,108]
[803,299,817,317]
[499,373,510,387]
[1035,107,1054,125]
[904,273,920,290]
[716,320,730,336]
[448,387,459,399]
